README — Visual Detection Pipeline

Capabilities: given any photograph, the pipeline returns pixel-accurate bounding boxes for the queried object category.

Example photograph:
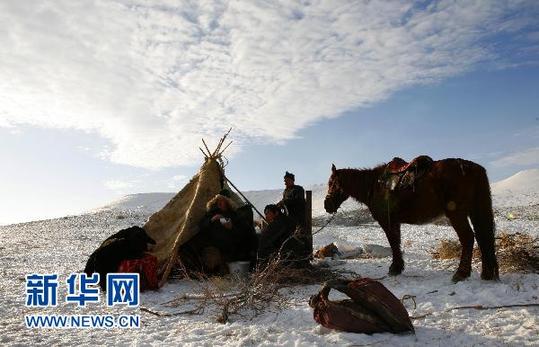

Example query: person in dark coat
[192,192,257,273]
[258,204,305,266]
[277,171,306,227]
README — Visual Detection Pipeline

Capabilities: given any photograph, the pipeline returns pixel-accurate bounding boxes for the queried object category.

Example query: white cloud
[0,0,537,168]
[104,179,135,191]
[76,145,92,153]
[491,147,539,167]
[0,116,13,128]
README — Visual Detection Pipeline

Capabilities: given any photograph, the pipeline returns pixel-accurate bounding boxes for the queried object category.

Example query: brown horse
[324,158,499,282]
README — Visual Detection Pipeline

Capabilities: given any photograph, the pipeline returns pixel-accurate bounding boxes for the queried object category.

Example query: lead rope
[312,210,338,236]
[257,208,338,265]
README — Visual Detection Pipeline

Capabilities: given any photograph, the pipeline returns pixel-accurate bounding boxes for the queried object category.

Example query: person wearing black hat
[277,171,306,227]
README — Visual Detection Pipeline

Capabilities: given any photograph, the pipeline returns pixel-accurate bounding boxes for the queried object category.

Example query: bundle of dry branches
[164,256,291,323]
[154,254,354,323]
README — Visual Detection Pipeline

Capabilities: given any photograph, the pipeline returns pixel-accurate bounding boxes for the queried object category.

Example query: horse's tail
[469,165,499,280]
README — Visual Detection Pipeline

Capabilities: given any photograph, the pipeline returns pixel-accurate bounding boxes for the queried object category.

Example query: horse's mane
[335,164,387,203]
[341,162,387,171]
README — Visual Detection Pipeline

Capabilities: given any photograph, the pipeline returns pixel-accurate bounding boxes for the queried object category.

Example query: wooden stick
[449,303,539,311]
[224,175,266,222]
[410,312,432,320]
[223,127,232,139]
[214,136,225,157]
[213,128,232,156]
[140,306,204,317]
[410,303,539,320]
[218,141,233,156]
[160,292,240,307]
[213,141,222,157]
[201,138,212,157]
[140,307,162,316]
[213,133,225,156]
[199,147,209,158]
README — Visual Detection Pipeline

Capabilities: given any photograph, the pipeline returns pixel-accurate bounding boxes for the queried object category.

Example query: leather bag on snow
[309,278,414,334]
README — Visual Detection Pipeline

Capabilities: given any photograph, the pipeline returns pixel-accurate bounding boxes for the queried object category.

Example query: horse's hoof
[451,271,470,283]
[388,264,403,276]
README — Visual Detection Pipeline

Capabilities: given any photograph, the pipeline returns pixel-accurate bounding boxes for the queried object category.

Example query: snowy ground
[1,207,538,346]
[1,169,538,346]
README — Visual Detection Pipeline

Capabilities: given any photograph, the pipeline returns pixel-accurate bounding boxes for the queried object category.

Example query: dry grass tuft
[496,232,539,273]
[431,232,539,273]
[431,239,463,260]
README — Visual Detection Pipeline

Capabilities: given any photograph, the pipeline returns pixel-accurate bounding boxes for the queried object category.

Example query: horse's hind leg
[447,213,474,282]
[381,223,404,276]
[470,212,499,280]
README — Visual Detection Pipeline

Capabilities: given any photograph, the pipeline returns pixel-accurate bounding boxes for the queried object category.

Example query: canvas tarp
[144,157,243,286]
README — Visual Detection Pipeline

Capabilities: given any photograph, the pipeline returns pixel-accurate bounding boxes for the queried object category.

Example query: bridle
[325,175,348,213]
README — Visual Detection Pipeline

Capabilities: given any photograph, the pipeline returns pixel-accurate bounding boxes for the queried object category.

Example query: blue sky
[229,66,539,187]
[1,1,539,225]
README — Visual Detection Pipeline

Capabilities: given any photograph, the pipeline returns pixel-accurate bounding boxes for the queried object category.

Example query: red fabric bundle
[309,278,414,334]
[117,254,158,291]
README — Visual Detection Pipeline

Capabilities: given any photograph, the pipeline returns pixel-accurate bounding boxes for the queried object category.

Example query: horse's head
[324,164,350,213]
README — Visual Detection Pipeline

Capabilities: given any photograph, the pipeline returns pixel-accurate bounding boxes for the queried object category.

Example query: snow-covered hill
[98,184,360,217]
[97,169,539,216]
[98,192,174,212]
[491,169,539,207]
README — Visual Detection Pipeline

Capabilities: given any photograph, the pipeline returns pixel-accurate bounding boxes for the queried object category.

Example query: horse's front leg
[381,223,404,276]
[446,213,474,282]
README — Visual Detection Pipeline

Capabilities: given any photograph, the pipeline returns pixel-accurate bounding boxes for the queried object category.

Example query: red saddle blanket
[118,254,158,291]
[385,157,409,173]
[309,278,414,334]
[386,155,433,174]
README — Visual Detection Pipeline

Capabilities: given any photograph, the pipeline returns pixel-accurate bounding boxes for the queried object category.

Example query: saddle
[382,155,433,190]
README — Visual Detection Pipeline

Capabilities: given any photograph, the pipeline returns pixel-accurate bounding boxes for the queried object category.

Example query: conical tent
[144,134,243,287]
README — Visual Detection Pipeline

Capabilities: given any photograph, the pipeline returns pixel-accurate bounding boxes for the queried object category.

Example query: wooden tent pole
[201,138,212,157]
[213,128,232,156]
[224,175,266,222]
[218,141,233,156]
[199,147,209,158]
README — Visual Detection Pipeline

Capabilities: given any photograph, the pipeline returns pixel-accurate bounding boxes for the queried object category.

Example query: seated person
[189,191,257,274]
[257,204,306,266]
